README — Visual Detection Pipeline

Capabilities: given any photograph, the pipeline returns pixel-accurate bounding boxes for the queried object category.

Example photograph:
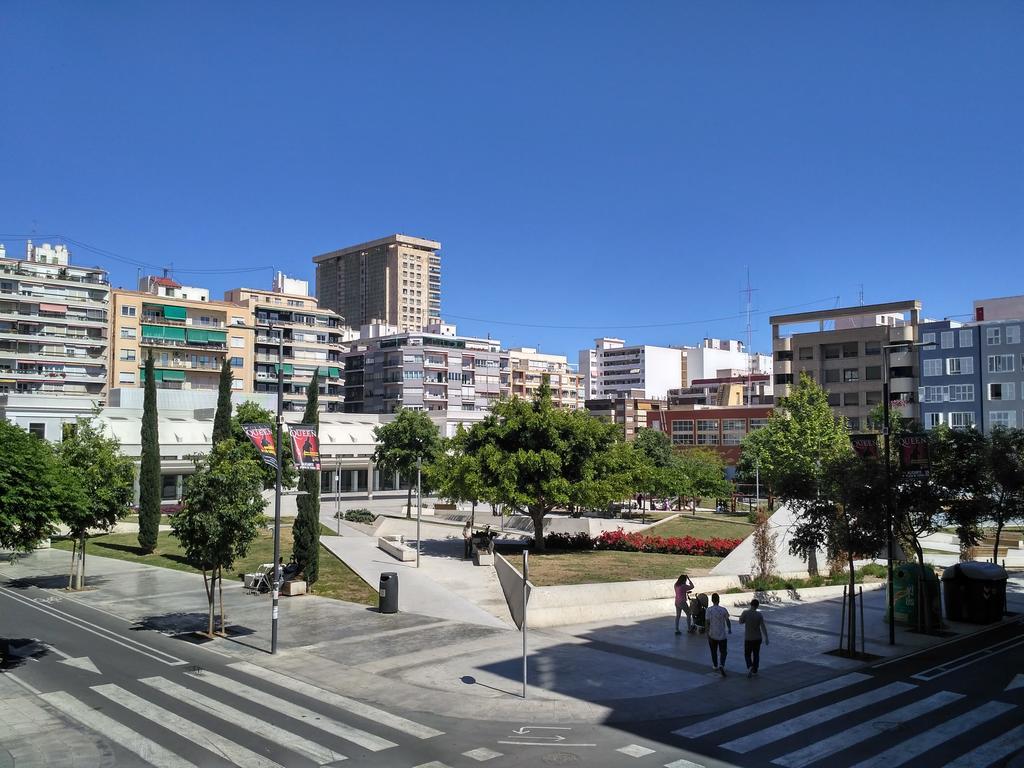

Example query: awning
[275,363,294,375]
[329,367,341,378]
[141,369,164,382]
[163,326,186,341]
[161,370,186,381]
[186,329,208,343]
[141,324,164,338]
[39,303,67,313]
[206,330,227,342]
[163,305,187,320]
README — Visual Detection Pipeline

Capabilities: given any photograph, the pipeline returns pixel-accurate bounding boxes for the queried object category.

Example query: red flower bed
[594,529,741,557]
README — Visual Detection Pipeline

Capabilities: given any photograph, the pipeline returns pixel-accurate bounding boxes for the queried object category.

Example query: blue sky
[2,2,1022,359]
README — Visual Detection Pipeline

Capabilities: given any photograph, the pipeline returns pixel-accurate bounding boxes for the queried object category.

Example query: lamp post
[881,339,934,647]
[416,456,422,568]
[269,322,285,655]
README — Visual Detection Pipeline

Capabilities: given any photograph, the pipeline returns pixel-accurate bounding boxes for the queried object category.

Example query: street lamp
[416,456,422,568]
[881,339,935,646]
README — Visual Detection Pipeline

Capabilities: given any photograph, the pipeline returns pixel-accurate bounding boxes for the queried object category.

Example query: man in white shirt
[705,592,732,677]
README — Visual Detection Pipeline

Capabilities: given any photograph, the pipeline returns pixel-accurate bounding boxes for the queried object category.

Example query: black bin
[941,562,1007,624]
[378,572,398,614]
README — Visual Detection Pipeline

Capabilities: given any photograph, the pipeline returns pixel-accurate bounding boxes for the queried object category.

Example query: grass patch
[526,550,720,586]
[52,527,375,605]
[647,514,755,541]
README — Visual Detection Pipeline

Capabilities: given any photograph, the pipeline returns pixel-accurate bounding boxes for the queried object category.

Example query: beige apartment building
[225,278,347,413]
[314,234,441,332]
[771,300,922,430]
[109,287,254,393]
[501,347,583,409]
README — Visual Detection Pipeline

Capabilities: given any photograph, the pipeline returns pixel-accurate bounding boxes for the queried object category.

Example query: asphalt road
[2,573,1022,768]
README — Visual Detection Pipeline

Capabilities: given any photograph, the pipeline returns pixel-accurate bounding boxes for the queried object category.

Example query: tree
[173,440,266,636]
[57,417,135,589]
[984,427,1024,561]
[231,400,297,490]
[750,509,778,583]
[372,409,441,519]
[211,357,234,447]
[0,421,69,555]
[292,373,321,587]
[463,379,635,550]
[426,424,487,527]
[633,428,673,512]
[928,426,988,560]
[138,352,161,554]
[676,448,731,510]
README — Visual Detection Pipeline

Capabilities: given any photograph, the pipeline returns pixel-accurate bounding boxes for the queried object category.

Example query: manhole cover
[542,753,580,765]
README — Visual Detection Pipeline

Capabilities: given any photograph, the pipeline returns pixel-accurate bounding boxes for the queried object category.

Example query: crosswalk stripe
[672,672,871,739]
[91,683,285,768]
[185,669,396,752]
[850,700,1016,768]
[664,760,706,768]
[942,722,1024,768]
[721,681,915,753]
[39,691,198,768]
[228,660,443,739]
[140,676,346,765]
[772,690,964,768]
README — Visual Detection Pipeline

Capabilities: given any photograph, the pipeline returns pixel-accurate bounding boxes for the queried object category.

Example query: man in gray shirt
[739,598,769,677]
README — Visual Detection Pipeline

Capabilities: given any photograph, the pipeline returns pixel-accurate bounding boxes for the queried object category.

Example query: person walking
[705,593,731,676]
[462,521,473,560]
[673,574,695,635]
[739,598,769,677]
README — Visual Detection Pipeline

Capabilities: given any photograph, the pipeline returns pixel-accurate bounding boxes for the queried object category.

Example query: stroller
[689,593,709,633]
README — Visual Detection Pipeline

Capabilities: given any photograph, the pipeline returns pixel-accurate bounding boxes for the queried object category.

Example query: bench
[378,535,416,562]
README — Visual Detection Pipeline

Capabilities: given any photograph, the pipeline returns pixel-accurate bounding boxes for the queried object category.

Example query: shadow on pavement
[0,638,52,669]
[6,573,111,590]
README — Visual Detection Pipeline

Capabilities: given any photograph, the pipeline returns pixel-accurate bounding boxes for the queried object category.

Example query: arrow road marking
[1007,674,1024,692]
[58,656,101,674]
[498,741,597,747]
[511,727,572,735]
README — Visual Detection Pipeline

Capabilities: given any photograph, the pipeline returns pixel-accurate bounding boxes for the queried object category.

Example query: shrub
[543,532,594,551]
[593,529,742,557]
[336,508,375,524]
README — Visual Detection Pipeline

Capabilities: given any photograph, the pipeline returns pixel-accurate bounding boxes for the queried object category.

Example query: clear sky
[2,2,1021,359]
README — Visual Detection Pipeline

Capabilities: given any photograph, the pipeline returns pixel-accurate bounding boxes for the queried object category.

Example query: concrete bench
[378,535,416,562]
[282,580,306,596]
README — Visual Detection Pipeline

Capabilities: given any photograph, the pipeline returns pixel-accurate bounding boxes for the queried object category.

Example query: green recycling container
[888,562,942,628]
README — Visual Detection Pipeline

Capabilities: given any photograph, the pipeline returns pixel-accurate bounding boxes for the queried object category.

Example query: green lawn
[526,550,721,586]
[646,513,755,541]
[52,527,376,605]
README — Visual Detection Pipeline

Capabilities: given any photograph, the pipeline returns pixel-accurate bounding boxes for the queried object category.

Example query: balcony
[0,368,106,383]
[139,358,222,371]
[140,337,227,352]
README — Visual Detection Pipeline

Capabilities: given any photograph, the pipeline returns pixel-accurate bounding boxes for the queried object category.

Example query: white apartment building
[579,338,684,400]
[682,338,771,384]
[0,241,109,401]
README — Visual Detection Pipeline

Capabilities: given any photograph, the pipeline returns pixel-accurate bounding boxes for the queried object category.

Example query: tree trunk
[67,537,78,590]
[847,552,857,657]
[470,500,476,529]
[406,483,413,519]
[530,508,547,552]
[202,570,215,637]
[993,520,1004,563]
[79,533,87,590]
[218,568,226,636]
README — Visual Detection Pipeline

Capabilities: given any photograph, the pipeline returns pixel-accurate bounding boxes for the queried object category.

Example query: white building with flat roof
[579,337,683,400]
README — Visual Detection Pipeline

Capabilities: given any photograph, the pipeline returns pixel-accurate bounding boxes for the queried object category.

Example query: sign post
[522,549,529,700]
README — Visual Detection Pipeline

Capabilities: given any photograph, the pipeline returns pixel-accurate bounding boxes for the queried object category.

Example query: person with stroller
[673,574,695,635]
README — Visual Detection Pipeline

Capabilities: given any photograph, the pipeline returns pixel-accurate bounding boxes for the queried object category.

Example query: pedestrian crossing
[34,662,446,768]
[673,671,1023,768]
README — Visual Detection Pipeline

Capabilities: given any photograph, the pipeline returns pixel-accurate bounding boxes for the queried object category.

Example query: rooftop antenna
[742,268,758,405]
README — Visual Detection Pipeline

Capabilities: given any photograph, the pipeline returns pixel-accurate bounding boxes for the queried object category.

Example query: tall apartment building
[500,347,582,409]
[0,241,109,399]
[771,301,922,430]
[314,234,441,332]
[109,285,253,393]
[224,278,346,413]
[579,338,684,400]
[343,323,501,414]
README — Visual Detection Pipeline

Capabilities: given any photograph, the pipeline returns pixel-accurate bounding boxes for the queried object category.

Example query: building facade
[647,404,772,471]
[668,373,773,407]
[500,347,582,409]
[343,323,502,414]
[918,321,983,431]
[682,338,771,385]
[771,301,922,430]
[584,392,667,441]
[980,319,1022,431]
[0,242,109,399]
[109,287,254,394]
[314,234,441,332]
[579,337,684,400]
[974,295,1024,322]
[224,281,346,413]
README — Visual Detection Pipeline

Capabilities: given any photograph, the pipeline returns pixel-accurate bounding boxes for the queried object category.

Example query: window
[921,385,948,403]
[922,359,942,377]
[987,327,1001,345]
[925,412,943,429]
[118,372,135,384]
[161,474,179,501]
[798,347,813,360]
[950,384,974,402]
[921,332,936,345]
[775,350,792,362]
[774,373,793,385]
[843,368,859,382]
[823,345,841,360]
[865,390,883,406]
[722,419,746,445]
[696,419,719,445]
[1008,326,1021,344]
[844,392,860,407]
[231,336,245,349]
[865,365,881,381]
[28,422,46,439]
[120,327,136,339]
[119,349,136,361]
[948,357,974,375]
[940,331,954,349]
[988,354,1015,373]
[950,412,975,429]
[864,341,881,356]
[827,392,841,406]
[749,418,769,431]
[959,330,973,347]
[989,382,1015,401]
[232,379,243,390]
[842,342,859,358]
[230,357,243,368]
[120,305,137,317]
[990,411,1017,428]
[670,419,694,445]
[824,369,840,384]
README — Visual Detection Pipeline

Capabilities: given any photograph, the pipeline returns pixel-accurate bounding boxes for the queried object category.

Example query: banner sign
[242,424,279,469]
[898,433,930,478]
[850,433,880,460]
[289,425,321,471]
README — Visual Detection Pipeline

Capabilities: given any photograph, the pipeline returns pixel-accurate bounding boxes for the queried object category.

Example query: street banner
[289,425,321,471]
[850,433,880,460]
[898,433,930,478]
[242,423,279,469]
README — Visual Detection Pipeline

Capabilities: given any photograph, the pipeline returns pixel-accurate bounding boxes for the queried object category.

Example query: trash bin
[889,562,941,628]
[378,572,398,614]
[941,562,1007,624]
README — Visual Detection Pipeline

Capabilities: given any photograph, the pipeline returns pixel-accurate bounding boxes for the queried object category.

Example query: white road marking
[497,740,597,747]
[413,763,451,768]
[92,683,284,768]
[58,656,101,674]
[721,681,915,753]
[772,690,964,768]
[140,676,346,765]
[463,747,503,761]
[673,672,871,738]
[39,690,198,768]
[664,759,706,768]
[618,744,656,757]
[1006,673,1024,692]
[228,660,443,739]
[42,642,71,659]
[5,673,42,696]
[186,669,396,751]
[912,636,1024,681]
[850,700,1016,768]
[0,586,186,665]
[942,722,1024,768]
